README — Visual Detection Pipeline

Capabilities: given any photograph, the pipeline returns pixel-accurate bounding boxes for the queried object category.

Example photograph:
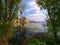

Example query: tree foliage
[36,0,60,44]
[37,0,60,27]
[0,0,21,36]
[0,0,21,45]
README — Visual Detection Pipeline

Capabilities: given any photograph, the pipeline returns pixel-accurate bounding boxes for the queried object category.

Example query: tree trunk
[53,27,58,45]
[0,36,9,45]
[20,27,26,45]
[3,38,8,45]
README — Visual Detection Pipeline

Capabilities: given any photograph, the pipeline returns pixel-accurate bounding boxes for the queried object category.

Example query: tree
[19,3,26,45]
[0,0,21,45]
[36,0,60,44]
[8,3,26,45]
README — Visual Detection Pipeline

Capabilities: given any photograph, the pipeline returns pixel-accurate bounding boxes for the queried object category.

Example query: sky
[19,0,48,22]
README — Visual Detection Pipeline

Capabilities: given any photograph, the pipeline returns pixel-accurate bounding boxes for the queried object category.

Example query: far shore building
[12,18,48,42]
[13,18,47,32]
[13,18,33,27]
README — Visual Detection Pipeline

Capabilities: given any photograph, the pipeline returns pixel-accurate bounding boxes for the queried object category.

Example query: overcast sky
[18,0,48,22]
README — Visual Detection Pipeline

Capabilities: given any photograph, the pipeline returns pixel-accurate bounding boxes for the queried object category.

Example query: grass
[26,38,46,45]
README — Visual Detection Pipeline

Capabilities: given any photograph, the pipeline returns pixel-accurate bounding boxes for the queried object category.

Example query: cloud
[26,14,46,22]
[28,1,40,9]
[25,1,40,13]
[28,2,36,6]
[24,0,47,22]
[25,8,36,12]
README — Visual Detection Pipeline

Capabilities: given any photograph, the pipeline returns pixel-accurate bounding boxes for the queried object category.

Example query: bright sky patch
[21,0,47,22]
